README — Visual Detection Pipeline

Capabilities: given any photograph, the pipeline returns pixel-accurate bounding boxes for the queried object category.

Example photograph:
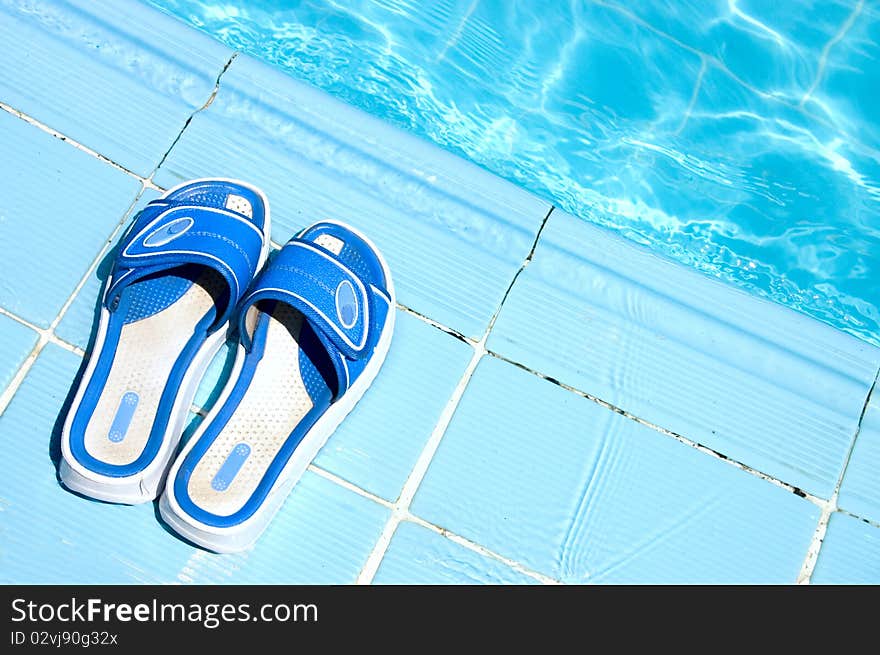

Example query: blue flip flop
[60,179,271,504]
[159,220,395,552]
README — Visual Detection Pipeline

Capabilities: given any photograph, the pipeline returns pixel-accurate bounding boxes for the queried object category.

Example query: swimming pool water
[144,0,880,347]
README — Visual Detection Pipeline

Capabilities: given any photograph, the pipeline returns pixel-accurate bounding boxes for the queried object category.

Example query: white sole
[59,178,271,504]
[159,220,395,553]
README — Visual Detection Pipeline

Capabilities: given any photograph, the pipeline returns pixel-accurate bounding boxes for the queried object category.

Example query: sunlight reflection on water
[146,0,880,345]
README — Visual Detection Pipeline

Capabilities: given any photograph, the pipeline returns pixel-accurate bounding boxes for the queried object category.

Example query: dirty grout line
[0,100,149,183]
[181,297,873,584]
[394,302,476,345]
[356,207,555,584]
[308,464,558,583]
[797,365,879,584]
[310,457,556,583]
[147,52,238,180]
[798,507,834,585]
[486,347,828,510]
[387,292,865,521]
[0,337,47,417]
[837,507,880,531]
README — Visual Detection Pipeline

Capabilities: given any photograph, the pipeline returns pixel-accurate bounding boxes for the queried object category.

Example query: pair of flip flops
[59,179,395,553]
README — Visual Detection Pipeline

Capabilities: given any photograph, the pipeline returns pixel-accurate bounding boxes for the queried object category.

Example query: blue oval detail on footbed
[108,391,139,443]
[335,280,358,329]
[211,443,252,492]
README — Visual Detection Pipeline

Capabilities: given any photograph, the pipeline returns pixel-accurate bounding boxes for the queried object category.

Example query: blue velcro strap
[106,205,264,328]
[237,240,371,361]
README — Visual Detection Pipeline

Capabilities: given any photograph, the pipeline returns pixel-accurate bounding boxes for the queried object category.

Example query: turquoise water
[145,0,880,346]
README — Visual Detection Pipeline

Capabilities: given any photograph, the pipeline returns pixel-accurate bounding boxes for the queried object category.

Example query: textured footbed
[186,305,316,517]
[82,271,223,466]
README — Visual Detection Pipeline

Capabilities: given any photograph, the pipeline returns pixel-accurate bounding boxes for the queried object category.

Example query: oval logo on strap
[335,280,358,329]
[142,216,194,247]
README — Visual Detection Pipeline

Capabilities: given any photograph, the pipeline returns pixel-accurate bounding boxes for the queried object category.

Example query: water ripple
[146,0,880,346]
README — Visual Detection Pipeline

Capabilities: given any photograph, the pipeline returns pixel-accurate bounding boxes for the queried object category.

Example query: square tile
[0,0,231,175]
[838,390,880,524]
[413,356,820,583]
[0,111,141,327]
[0,344,195,583]
[0,314,38,392]
[315,312,473,500]
[811,512,880,584]
[489,210,879,497]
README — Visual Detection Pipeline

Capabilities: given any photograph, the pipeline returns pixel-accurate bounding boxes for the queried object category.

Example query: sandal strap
[237,239,372,360]
[106,202,265,329]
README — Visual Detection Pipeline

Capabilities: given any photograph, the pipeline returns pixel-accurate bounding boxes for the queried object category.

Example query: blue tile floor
[0,0,878,584]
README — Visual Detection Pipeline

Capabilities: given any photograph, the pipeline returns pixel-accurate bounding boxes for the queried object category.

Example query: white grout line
[191,391,562,583]
[0,186,146,415]
[311,464,557,582]
[192,381,560,582]
[197,374,880,586]
[307,465,393,509]
[0,307,84,356]
[183,339,559,580]
[405,513,559,584]
[0,53,237,414]
[0,335,47,416]
[796,366,879,584]
[0,100,149,183]
[4,263,871,583]
[797,505,833,584]
[0,217,860,524]
[356,207,555,584]
[355,343,485,584]
[314,457,558,583]
[194,388,559,581]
